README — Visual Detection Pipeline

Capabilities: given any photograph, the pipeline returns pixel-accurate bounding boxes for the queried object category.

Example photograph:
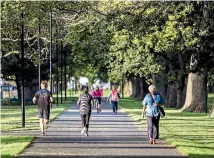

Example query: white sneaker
[81,128,86,135]
[84,132,88,136]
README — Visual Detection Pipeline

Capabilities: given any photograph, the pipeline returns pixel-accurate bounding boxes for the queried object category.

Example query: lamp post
[60,40,63,104]
[56,27,59,107]
[38,21,41,89]
[69,65,71,98]
[64,48,67,101]
[21,12,25,127]
[50,10,53,92]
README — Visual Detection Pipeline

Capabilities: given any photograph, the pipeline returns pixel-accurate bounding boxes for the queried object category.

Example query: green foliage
[2,1,214,85]
[1,98,73,158]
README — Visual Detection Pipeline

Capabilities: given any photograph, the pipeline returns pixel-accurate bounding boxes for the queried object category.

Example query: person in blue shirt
[142,85,164,144]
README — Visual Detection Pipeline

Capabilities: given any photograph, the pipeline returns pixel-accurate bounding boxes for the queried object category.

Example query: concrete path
[17,100,187,158]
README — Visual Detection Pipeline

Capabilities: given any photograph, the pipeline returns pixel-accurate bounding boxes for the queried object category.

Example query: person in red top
[107,85,120,115]
[99,85,103,97]
[92,85,102,112]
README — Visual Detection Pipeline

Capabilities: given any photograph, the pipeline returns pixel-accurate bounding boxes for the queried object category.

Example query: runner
[77,85,94,136]
[107,85,120,115]
[33,80,53,136]
[92,85,102,113]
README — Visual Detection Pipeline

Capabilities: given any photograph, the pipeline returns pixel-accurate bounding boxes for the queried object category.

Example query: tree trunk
[24,86,36,99]
[131,77,139,98]
[15,77,36,101]
[160,71,168,99]
[176,72,187,109]
[165,85,170,108]
[210,98,214,117]
[152,74,161,92]
[166,82,177,108]
[138,77,148,99]
[181,76,188,108]
[182,72,208,112]
[176,53,187,109]
[138,77,144,99]
[124,78,132,97]
[15,78,21,102]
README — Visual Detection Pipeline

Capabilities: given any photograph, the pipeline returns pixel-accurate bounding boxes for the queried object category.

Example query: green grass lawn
[1,97,75,158]
[119,94,214,158]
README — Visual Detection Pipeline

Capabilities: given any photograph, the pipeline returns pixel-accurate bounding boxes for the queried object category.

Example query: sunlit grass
[1,97,75,158]
[1,136,34,158]
[119,94,214,158]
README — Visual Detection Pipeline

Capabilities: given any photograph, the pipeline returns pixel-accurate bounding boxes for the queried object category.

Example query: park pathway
[17,100,186,158]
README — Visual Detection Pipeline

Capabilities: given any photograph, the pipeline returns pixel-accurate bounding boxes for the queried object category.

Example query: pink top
[111,90,119,101]
[92,90,102,97]
[99,88,103,97]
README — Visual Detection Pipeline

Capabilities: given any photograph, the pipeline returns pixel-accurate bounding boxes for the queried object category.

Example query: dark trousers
[80,112,91,131]
[147,115,160,139]
[111,101,118,113]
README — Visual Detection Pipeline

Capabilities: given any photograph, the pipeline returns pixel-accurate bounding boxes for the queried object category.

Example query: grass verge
[119,94,214,158]
[1,97,75,158]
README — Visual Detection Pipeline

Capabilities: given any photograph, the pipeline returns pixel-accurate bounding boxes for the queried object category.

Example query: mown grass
[1,136,34,158]
[1,97,75,158]
[119,94,214,158]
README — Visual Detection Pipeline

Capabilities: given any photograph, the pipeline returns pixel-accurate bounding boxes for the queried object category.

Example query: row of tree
[1,1,214,116]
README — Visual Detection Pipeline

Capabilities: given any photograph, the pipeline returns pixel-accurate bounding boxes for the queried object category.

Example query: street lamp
[60,40,63,104]
[64,45,67,101]
[55,28,59,107]
[69,65,71,98]
[38,21,41,89]
[21,12,25,127]
[50,10,53,93]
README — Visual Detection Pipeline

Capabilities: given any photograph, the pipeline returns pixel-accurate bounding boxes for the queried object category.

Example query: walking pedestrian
[107,85,120,115]
[92,85,102,113]
[99,85,103,97]
[33,81,54,136]
[77,85,94,136]
[142,85,164,144]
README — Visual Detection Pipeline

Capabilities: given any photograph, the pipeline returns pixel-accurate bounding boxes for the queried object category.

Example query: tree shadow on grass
[188,154,214,158]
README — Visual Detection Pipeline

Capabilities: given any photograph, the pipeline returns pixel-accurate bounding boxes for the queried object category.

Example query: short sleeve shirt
[34,89,52,109]
[142,92,164,117]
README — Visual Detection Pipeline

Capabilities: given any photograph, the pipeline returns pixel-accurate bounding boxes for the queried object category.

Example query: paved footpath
[17,100,187,158]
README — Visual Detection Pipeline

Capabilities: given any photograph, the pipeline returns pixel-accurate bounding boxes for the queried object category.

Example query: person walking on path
[107,85,120,115]
[92,85,102,113]
[33,81,54,136]
[142,85,164,144]
[77,85,94,136]
[99,85,103,97]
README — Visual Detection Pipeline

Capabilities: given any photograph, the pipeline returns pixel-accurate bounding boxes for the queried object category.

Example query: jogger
[33,81,53,136]
[80,112,91,131]
[77,85,94,136]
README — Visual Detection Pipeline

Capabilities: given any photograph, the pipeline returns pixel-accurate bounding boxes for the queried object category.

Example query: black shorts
[94,97,101,104]
[38,108,50,119]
